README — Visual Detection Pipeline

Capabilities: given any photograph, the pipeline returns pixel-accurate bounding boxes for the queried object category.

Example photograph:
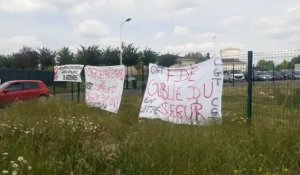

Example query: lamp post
[120,18,131,65]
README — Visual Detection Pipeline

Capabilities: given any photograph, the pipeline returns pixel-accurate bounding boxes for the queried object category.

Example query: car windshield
[230,70,242,74]
[0,82,11,90]
[258,72,271,76]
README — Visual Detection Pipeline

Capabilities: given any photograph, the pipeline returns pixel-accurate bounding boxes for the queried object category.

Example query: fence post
[272,63,275,84]
[77,82,80,103]
[232,64,235,87]
[53,82,56,96]
[247,51,253,125]
[141,64,144,94]
[126,66,129,89]
[71,82,74,101]
[252,65,255,86]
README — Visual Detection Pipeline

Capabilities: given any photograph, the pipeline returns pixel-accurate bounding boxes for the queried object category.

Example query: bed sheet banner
[85,65,125,113]
[54,64,84,82]
[139,58,223,125]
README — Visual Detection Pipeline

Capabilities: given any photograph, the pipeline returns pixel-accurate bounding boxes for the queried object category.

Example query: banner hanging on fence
[139,58,224,125]
[54,64,84,82]
[85,65,125,113]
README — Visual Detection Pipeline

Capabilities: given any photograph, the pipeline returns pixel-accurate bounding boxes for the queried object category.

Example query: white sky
[0,0,299,55]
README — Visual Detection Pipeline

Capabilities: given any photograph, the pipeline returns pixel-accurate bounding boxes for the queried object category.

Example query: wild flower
[2,153,8,156]
[2,170,9,174]
[17,156,24,162]
[284,168,288,173]
[11,163,18,168]
[12,171,17,175]
[27,166,32,170]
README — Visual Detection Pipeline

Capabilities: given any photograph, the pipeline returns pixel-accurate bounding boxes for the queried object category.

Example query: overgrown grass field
[0,83,300,174]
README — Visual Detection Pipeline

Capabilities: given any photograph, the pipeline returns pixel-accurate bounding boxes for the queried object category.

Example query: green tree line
[256,56,300,71]
[0,44,210,70]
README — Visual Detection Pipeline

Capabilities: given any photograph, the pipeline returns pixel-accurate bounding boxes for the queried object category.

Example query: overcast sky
[0,0,299,56]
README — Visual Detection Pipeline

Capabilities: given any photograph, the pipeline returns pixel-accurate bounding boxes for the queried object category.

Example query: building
[173,57,196,67]
[295,64,300,71]
[220,47,247,72]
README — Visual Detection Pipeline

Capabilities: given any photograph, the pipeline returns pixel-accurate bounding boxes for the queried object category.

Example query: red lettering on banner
[156,101,203,121]
[148,79,215,101]
[176,87,183,101]
[86,92,120,108]
[188,66,197,82]
[147,79,178,101]
[167,70,174,81]
[147,79,158,96]
[166,66,198,82]
[86,67,124,80]
[176,69,189,82]
[157,103,168,115]
[187,86,201,99]
[175,105,183,119]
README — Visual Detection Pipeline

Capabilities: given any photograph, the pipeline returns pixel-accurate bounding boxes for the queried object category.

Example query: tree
[57,47,75,65]
[122,43,140,67]
[275,59,289,71]
[256,60,275,71]
[12,47,39,69]
[0,55,13,68]
[288,55,300,69]
[76,45,103,65]
[157,53,178,67]
[141,48,158,66]
[38,47,56,70]
[103,47,120,66]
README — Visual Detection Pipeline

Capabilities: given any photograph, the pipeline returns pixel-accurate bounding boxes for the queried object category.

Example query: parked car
[254,71,273,81]
[0,80,49,106]
[280,70,293,80]
[273,72,284,80]
[223,70,245,82]
[127,75,136,82]
[293,71,300,79]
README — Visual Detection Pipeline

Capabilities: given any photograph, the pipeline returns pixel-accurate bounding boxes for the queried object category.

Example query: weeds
[0,91,299,174]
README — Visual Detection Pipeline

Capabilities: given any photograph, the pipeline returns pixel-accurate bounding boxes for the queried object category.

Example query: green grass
[0,84,300,174]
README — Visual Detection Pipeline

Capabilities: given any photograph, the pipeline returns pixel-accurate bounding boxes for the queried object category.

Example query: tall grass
[0,93,300,174]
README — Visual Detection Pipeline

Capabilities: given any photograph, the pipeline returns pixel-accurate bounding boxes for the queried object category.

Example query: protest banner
[139,58,223,125]
[85,65,125,113]
[54,64,84,82]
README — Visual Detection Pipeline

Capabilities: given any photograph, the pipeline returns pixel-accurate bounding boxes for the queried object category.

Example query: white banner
[139,58,223,125]
[54,64,84,82]
[85,65,125,113]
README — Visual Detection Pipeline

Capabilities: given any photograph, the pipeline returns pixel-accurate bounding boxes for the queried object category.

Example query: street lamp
[120,18,131,65]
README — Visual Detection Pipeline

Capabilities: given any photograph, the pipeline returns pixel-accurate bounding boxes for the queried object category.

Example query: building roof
[222,59,246,65]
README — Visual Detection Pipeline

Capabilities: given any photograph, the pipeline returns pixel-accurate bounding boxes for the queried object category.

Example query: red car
[0,80,50,106]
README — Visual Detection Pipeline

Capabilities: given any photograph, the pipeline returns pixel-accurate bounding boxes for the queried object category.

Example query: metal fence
[218,50,300,127]
[51,50,300,128]
[1,50,300,127]
[250,51,300,128]
[129,50,300,127]
[0,69,54,85]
